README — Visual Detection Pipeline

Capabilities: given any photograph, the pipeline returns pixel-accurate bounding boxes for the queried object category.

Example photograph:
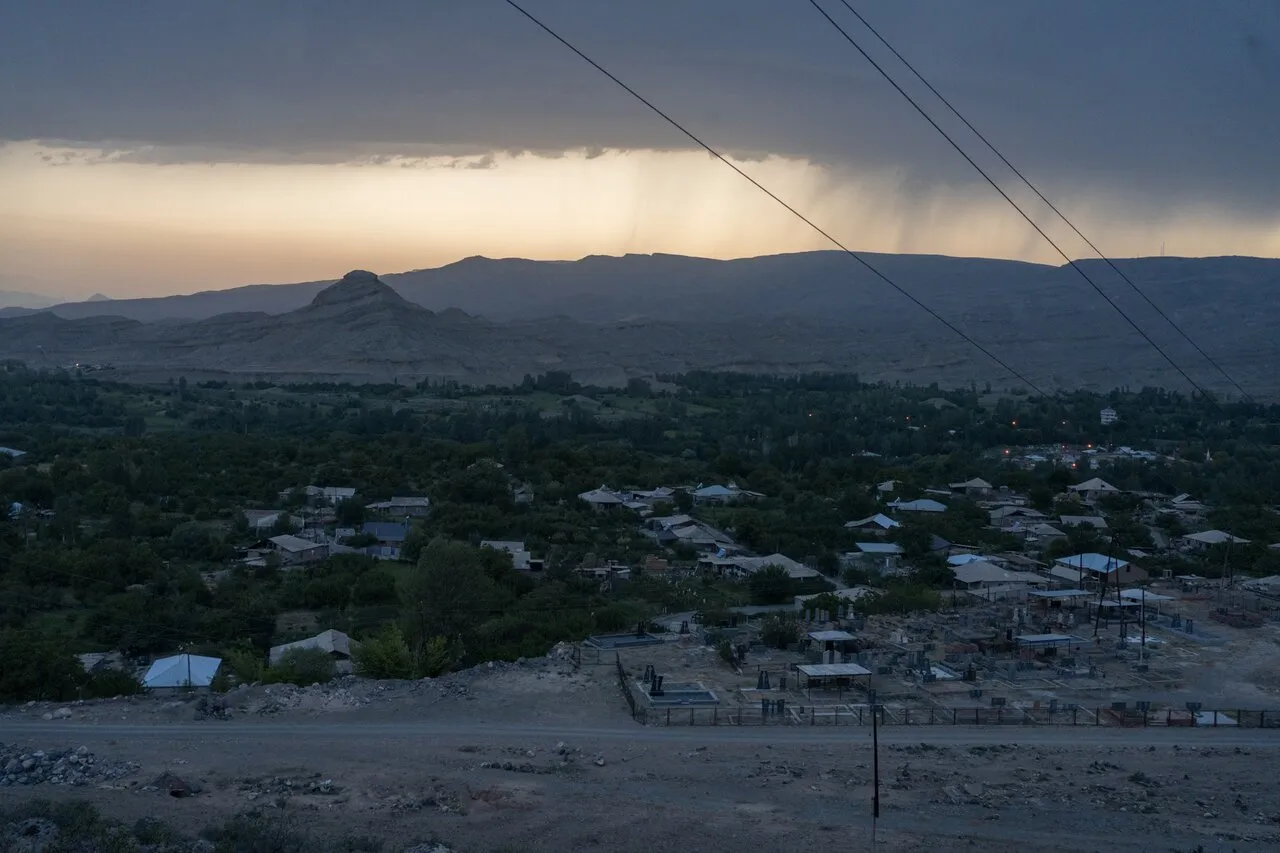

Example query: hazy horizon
[4,1,1278,300]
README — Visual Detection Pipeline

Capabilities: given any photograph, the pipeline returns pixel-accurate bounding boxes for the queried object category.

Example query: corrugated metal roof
[797,663,872,677]
[143,654,221,688]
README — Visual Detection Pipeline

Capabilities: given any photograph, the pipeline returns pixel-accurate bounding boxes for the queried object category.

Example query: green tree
[0,628,83,701]
[748,564,792,605]
[401,539,509,656]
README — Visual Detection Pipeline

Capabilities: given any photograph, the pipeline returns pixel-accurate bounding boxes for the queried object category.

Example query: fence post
[690,707,695,726]
[929,707,934,725]
[1095,707,1100,726]
[905,707,910,725]
[666,708,671,726]
[714,707,718,726]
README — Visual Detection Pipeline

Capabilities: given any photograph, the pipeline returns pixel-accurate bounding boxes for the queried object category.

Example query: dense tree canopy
[0,364,1277,700]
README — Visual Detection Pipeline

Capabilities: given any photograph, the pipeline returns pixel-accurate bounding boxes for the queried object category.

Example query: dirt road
[2,718,1277,748]
[2,662,1277,852]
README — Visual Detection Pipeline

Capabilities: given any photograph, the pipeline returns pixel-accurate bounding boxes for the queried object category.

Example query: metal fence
[616,652,638,717]
[635,703,1280,728]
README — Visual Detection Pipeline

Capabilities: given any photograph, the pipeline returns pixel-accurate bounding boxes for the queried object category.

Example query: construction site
[611,577,1280,728]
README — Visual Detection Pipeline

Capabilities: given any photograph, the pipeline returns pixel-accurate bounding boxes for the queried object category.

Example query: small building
[1100,407,1118,425]
[641,555,670,576]
[1067,478,1120,503]
[1119,588,1174,606]
[360,521,408,559]
[365,496,432,518]
[142,654,221,691]
[1165,493,1207,516]
[1180,530,1249,551]
[700,552,820,581]
[242,509,302,533]
[1050,552,1146,587]
[279,485,357,506]
[691,483,765,506]
[949,477,993,497]
[1024,522,1067,542]
[268,534,329,566]
[629,487,677,510]
[578,486,625,511]
[1059,515,1108,530]
[952,561,1048,598]
[270,629,361,674]
[481,539,544,572]
[795,662,872,697]
[807,630,858,654]
[1242,575,1280,598]
[989,506,1045,528]
[947,553,994,567]
[1015,634,1086,655]
[0,446,27,459]
[647,515,738,552]
[844,513,901,534]
[887,498,947,514]
[846,542,903,573]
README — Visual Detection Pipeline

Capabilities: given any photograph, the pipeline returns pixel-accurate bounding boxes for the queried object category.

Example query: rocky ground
[1,649,1278,852]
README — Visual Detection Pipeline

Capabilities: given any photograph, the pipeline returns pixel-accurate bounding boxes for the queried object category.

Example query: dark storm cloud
[2,0,1278,211]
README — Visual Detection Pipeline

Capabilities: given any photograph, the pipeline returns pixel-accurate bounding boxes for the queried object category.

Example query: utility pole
[1139,592,1146,663]
[1093,528,1121,639]
[869,688,881,850]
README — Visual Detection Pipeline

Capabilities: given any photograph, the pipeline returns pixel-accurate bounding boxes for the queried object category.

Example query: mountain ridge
[0,254,1275,396]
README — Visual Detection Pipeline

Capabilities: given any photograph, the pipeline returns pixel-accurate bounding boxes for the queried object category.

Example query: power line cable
[827,0,1255,404]
[502,0,1047,396]
[803,0,1224,404]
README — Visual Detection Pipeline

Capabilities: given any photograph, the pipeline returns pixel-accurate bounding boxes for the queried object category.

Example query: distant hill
[0,290,61,310]
[0,253,1276,395]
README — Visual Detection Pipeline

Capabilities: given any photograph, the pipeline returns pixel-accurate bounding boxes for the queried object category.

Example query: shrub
[264,647,336,686]
[760,614,799,650]
[415,635,452,679]
[82,668,142,699]
[353,624,415,680]
[223,644,266,684]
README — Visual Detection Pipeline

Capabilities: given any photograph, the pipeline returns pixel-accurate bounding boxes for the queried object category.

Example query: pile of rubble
[238,773,341,802]
[0,743,138,787]
[477,741,605,775]
[240,680,374,715]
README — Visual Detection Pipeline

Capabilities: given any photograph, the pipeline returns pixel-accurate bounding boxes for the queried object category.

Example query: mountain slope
[0,256,1275,395]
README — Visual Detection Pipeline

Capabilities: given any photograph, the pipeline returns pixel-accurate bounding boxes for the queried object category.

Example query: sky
[2,0,1278,299]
